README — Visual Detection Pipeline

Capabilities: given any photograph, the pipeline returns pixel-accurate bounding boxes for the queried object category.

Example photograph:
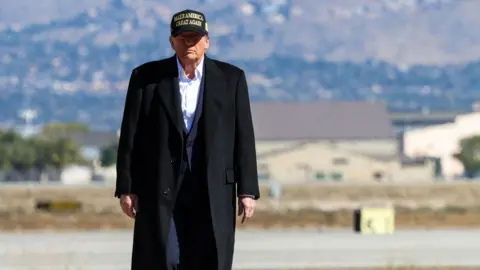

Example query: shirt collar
[176,56,204,81]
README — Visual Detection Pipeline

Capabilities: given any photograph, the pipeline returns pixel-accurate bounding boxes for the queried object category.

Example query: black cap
[170,9,208,37]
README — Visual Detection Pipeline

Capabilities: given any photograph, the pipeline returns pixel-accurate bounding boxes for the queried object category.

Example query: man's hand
[120,194,138,219]
[238,196,256,224]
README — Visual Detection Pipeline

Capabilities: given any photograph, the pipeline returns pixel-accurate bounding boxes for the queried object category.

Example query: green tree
[0,129,23,144]
[41,138,86,169]
[454,135,480,178]
[0,142,12,171]
[41,122,90,137]
[0,129,86,172]
[100,142,118,167]
[0,130,32,171]
[9,139,37,171]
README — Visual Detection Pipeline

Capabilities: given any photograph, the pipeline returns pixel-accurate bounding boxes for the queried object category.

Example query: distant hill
[3,0,480,65]
[1,0,480,130]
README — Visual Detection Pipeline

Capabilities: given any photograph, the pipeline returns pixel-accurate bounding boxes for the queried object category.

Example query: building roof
[251,101,395,140]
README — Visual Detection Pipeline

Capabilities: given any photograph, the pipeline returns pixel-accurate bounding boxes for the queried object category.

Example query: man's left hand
[238,196,256,224]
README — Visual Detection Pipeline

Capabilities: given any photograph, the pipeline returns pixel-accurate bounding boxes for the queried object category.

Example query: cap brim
[171,26,208,37]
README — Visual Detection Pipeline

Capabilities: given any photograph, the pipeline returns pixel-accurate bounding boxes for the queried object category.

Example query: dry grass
[3,182,480,213]
[258,182,480,205]
[3,183,480,231]
[4,182,480,209]
[3,207,480,231]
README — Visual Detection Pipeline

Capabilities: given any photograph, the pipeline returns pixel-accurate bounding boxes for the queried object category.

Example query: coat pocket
[225,168,236,184]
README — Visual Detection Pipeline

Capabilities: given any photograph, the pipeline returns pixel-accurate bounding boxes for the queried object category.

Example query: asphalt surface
[1,229,480,269]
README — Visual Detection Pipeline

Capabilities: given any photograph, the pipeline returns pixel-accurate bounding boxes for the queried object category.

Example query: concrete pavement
[1,229,480,269]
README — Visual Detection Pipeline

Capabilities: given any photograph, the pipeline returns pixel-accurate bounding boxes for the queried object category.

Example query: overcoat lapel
[157,56,184,137]
[156,54,228,153]
[203,56,227,163]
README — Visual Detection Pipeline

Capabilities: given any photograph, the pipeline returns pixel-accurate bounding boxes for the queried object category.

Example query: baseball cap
[170,9,209,37]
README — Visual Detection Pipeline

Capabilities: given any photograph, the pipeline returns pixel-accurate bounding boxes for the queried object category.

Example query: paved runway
[1,229,480,269]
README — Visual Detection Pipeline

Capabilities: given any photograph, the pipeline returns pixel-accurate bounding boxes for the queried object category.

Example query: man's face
[170,32,209,63]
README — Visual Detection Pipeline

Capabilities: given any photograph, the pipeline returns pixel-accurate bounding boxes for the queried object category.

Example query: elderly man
[114,9,260,270]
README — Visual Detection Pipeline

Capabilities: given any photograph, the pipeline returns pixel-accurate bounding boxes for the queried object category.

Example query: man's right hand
[120,194,138,219]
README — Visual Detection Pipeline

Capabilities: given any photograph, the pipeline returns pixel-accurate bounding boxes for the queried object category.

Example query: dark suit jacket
[114,55,260,270]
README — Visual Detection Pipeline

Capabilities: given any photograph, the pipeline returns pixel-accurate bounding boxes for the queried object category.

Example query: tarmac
[1,229,480,269]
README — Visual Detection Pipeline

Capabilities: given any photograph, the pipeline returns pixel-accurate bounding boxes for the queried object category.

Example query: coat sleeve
[115,68,143,198]
[234,70,260,200]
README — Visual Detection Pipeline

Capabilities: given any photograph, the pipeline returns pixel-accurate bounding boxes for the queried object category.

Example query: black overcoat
[114,55,260,270]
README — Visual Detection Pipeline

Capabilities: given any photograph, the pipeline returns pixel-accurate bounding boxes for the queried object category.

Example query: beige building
[403,112,480,178]
[251,101,436,183]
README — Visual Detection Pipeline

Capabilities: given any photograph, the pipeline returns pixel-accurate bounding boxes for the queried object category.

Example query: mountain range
[1,0,480,130]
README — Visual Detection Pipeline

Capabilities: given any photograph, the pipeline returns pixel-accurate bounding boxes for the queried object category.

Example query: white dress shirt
[176,57,204,132]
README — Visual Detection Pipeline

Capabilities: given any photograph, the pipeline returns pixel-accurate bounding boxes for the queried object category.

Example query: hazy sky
[0,0,110,25]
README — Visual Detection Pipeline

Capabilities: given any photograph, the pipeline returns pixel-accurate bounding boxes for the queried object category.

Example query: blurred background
[2,0,480,269]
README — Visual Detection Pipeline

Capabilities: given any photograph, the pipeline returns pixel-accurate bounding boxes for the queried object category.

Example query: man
[114,9,260,270]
